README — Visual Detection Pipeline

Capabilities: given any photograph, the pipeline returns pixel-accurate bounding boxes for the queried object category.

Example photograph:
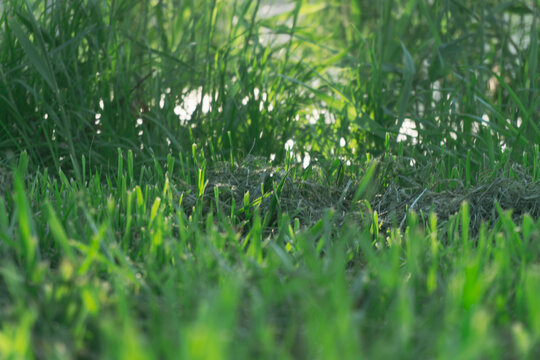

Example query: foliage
[0,0,539,358]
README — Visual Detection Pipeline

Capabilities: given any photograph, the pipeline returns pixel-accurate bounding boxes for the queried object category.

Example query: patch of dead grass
[177,157,540,238]
[178,155,355,230]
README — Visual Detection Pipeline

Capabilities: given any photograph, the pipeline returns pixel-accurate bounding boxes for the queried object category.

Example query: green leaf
[44,201,75,261]
[9,18,55,91]
[428,39,466,81]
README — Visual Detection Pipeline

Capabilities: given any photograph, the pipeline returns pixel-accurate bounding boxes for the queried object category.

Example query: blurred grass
[1,0,537,177]
[1,0,540,358]
[0,150,538,358]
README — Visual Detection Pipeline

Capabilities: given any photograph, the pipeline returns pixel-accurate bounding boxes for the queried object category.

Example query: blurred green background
[1,0,538,176]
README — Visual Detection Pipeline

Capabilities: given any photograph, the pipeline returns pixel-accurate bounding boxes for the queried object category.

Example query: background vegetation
[0,0,539,358]
[2,0,538,174]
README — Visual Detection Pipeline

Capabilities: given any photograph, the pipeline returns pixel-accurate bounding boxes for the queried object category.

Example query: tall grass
[2,1,538,177]
[1,0,313,175]
[1,0,539,358]
[300,0,540,172]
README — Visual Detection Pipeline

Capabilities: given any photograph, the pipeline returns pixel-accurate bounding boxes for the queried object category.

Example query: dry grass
[177,155,354,229]
[373,163,540,235]
[176,157,540,238]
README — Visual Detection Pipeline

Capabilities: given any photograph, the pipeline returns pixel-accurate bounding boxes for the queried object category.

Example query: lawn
[1,0,540,359]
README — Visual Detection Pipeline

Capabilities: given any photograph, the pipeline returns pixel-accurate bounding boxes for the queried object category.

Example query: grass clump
[1,0,540,358]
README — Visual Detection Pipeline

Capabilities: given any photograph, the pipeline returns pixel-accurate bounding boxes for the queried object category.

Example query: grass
[1,0,540,358]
